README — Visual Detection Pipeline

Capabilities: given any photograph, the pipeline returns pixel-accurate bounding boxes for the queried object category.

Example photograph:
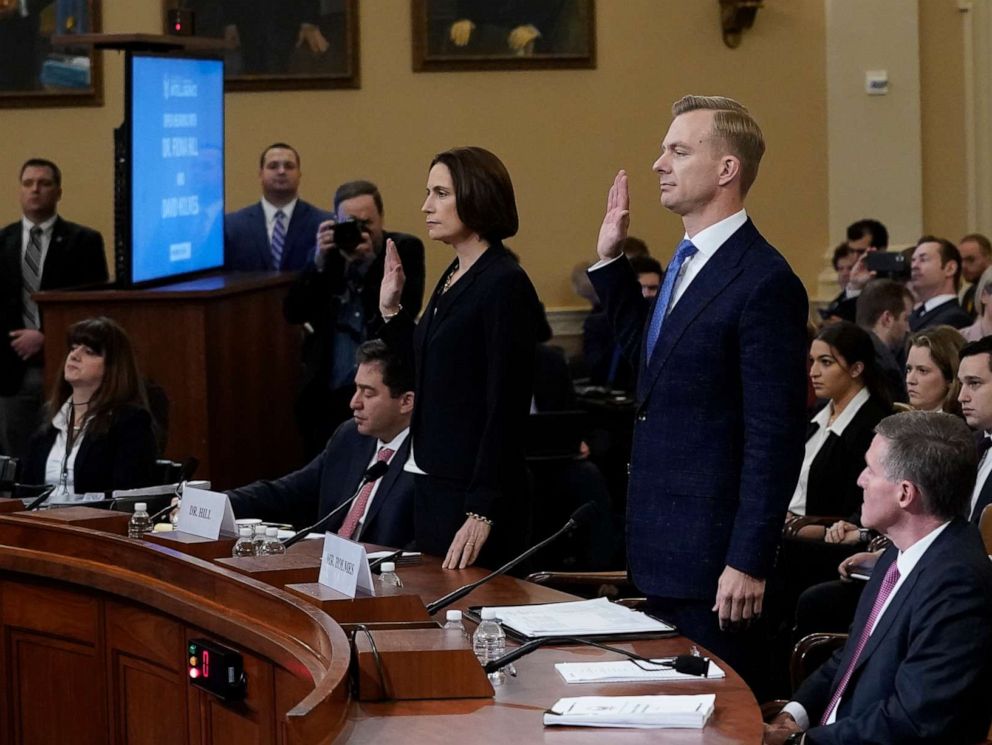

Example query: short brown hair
[916,235,962,291]
[960,233,992,259]
[671,95,765,196]
[430,147,518,243]
[45,317,149,437]
[856,279,913,329]
[259,142,300,169]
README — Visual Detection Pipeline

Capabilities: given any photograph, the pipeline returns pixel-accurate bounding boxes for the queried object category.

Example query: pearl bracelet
[466,512,493,526]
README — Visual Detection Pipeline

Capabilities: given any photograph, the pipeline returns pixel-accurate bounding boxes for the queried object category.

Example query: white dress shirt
[920,293,957,314]
[43,400,88,502]
[783,521,951,729]
[789,388,871,515]
[260,198,297,244]
[589,209,748,312]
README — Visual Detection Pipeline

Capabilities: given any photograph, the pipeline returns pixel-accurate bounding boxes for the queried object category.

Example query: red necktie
[337,447,394,540]
[820,560,901,724]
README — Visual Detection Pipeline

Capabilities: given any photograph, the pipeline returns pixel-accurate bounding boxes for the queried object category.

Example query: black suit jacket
[377,242,541,526]
[22,405,158,494]
[803,395,890,518]
[283,231,426,396]
[970,431,992,524]
[0,217,108,394]
[793,518,992,744]
[908,297,972,331]
[223,199,332,271]
[227,419,415,548]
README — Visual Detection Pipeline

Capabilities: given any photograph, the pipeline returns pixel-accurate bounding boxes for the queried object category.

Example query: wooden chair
[980,504,992,555]
[762,632,848,722]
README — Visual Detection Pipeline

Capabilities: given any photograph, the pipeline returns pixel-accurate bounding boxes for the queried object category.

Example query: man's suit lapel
[248,204,270,269]
[358,436,410,540]
[40,217,68,289]
[2,226,23,289]
[637,223,754,401]
[326,434,377,532]
[284,201,312,267]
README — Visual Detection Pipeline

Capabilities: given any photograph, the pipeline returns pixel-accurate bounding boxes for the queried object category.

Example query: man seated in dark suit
[908,235,972,331]
[765,411,992,745]
[224,142,332,271]
[0,158,107,460]
[227,340,416,548]
[956,336,992,524]
[284,180,425,457]
[854,279,912,403]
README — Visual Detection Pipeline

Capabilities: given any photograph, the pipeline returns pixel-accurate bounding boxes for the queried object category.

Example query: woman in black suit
[788,321,892,532]
[23,317,158,499]
[378,146,541,569]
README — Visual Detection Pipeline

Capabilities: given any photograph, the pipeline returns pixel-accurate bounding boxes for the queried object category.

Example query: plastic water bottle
[128,502,152,539]
[472,608,506,686]
[260,527,286,555]
[231,526,256,557]
[443,610,469,640]
[378,561,403,588]
[251,524,267,554]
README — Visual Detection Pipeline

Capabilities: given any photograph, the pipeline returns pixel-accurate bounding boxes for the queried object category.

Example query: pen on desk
[369,549,403,571]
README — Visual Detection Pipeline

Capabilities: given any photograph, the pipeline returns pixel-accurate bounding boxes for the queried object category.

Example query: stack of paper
[482,597,673,638]
[555,659,725,683]
[544,694,716,729]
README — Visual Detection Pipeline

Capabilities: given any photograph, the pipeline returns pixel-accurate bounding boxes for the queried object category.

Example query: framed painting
[0,0,102,108]
[162,0,360,91]
[413,0,595,72]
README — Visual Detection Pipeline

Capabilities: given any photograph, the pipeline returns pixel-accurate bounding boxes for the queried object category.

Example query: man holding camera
[284,180,425,457]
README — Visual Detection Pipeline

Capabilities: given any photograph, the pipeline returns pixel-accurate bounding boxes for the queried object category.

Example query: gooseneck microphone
[24,485,58,511]
[282,461,390,549]
[425,501,598,616]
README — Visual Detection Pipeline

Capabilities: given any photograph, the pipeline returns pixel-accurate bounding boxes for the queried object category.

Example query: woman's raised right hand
[379,239,406,317]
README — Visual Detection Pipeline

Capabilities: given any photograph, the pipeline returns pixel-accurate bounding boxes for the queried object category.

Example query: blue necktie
[645,239,698,360]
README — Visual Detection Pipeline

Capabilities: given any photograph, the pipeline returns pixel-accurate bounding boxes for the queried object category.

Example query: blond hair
[672,95,765,195]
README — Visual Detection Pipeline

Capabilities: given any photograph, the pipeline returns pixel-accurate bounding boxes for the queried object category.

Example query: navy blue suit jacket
[908,297,972,331]
[794,518,992,744]
[589,219,809,599]
[223,199,331,271]
[226,419,415,548]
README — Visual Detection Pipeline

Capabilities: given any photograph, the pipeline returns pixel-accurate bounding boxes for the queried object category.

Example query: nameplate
[176,487,237,539]
[318,532,375,598]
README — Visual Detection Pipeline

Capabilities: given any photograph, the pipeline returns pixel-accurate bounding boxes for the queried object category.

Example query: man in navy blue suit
[227,339,416,548]
[588,96,808,686]
[766,412,992,745]
[224,142,331,271]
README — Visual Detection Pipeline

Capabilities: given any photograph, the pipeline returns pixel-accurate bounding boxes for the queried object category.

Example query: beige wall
[1,1,829,308]
[919,0,969,241]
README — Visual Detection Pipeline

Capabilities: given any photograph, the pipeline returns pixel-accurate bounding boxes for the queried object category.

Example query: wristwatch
[785,733,804,744]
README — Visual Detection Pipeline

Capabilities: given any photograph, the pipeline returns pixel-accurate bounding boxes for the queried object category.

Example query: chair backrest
[0,456,19,497]
[791,632,847,692]
[980,504,992,555]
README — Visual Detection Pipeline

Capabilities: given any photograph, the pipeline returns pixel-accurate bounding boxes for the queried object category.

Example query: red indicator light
[189,668,200,679]
[174,22,181,31]
[202,650,210,678]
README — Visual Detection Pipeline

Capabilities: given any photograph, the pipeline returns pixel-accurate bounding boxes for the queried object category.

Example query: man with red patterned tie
[227,340,415,548]
[765,411,992,745]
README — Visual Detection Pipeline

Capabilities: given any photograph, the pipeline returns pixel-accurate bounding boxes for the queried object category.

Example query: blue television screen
[128,55,224,285]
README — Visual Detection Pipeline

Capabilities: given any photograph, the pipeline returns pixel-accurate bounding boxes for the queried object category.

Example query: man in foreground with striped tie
[765,411,992,745]
[588,95,809,693]
[227,340,416,549]
[0,158,107,460]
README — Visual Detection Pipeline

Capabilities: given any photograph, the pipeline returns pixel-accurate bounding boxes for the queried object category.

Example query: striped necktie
[270,210,286,269]
[22,225,43,329]
[338,447,395,541]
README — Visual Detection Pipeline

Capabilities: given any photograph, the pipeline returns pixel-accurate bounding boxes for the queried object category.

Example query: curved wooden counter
[0,513,350,745]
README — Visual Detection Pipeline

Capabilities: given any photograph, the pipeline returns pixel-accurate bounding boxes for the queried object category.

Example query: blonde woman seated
[824,325,965,545]
[787,322,891,540]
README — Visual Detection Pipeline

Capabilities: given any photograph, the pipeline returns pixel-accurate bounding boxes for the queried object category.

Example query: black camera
[331,219,368,254]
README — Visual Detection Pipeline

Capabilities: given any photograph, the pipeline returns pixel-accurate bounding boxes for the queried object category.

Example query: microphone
[425,501,598,616]
[282,460,390,549]
[482,639,708,677]
[24,485,58,511]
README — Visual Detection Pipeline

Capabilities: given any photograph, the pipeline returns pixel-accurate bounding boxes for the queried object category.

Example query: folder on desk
[468,597,675,641]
